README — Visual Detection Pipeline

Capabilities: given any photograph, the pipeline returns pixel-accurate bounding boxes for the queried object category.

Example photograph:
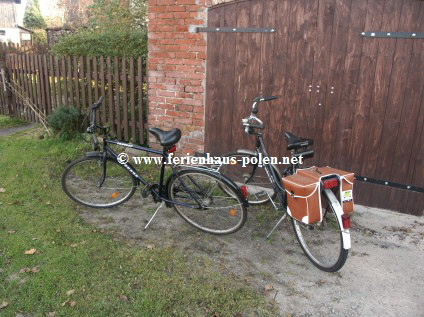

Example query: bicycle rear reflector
[111,192,119,199]
[341,214,351,229]
[240,185,248,199]
[323,177,338,189]
[168,145,177,153]
[229,209,236,216]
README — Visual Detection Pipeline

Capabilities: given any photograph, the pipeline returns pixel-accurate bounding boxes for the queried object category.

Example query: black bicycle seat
[285,132,314,150]
[149,128,182,146]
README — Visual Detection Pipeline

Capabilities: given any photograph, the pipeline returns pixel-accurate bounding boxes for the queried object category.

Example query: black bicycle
[61,97,248,235]
[219,97,351,272]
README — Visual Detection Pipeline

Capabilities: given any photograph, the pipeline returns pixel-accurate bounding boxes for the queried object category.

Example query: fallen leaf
[55,229,61,233]
[69,301,76,308]
[31,266,40,273]
[212,312,220,317]
[7,230,16,234]
[43,184,48,189]
[66,289,75,296]
[70,243,78,248]
[46,201,51,205]
[264,284,274,292]
[32,238,38,241]
[146,244,155,250]
[0,188,5,193]
[119,295,128,301]
[23,249,37,255]
[234,313,243,317]
[0,301,8,309]
[19,268,31,273]
[61,299,69,307]
[47,312,56,317]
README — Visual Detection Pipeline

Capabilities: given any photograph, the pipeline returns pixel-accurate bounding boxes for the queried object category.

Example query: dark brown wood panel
[205,0,424,215]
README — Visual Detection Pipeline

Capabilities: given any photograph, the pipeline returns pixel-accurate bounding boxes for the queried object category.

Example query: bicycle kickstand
[144,201,165,230]
[266,214,287,240]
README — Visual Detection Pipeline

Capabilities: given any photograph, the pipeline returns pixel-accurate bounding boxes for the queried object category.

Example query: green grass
[0,129,275,317]
[0,115,28,129]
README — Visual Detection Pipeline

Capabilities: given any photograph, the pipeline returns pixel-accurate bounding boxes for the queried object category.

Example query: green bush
[47,106,82,140]
[50,29,148,58]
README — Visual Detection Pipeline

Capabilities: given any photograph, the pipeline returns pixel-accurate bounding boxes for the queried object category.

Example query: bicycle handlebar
[252,96,278,114]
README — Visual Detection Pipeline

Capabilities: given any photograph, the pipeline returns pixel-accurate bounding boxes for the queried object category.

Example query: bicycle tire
[167,168,247,235]
[62,155,137,208]
[291,190,349,272]
[219,151,281,205]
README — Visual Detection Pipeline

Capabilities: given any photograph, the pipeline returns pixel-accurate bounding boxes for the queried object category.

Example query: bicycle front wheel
[62,155,137,208]
[219,152,281,205]
[292,190,349,272]
[167,169,247,235]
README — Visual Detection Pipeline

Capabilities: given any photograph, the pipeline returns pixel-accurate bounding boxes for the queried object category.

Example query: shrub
[50,29,148,58]
[47,106,82,140]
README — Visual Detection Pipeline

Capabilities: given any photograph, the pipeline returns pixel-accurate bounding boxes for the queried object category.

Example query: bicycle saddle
[149,128,182,146]
[284,132,314,150]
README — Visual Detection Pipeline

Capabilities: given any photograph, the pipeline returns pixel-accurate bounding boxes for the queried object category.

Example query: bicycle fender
[324,189,351,250]
[218,172,249,208]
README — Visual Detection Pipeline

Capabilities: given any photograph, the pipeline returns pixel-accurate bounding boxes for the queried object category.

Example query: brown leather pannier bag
[282,166,354,224]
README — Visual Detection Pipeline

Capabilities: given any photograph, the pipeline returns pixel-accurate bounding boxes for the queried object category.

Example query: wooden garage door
[205,0,424,215]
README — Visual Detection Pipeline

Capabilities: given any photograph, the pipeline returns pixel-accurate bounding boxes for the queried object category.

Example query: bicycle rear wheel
[167,169,247,235]
[62,155,137,208]
[292,190,349,272]
[219,152,280,204]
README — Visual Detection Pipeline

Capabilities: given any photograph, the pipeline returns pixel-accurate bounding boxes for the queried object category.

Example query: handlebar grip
[91,96,104,110]
[253,96,278,103]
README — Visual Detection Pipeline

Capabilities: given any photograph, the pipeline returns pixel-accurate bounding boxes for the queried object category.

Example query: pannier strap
[285,183,319,199]
[342,175,354,185]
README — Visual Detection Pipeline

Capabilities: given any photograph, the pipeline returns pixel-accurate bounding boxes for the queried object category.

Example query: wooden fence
[0,48,146,144]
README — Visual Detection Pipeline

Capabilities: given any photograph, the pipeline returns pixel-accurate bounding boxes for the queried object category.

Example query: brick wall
[147,0,235,153]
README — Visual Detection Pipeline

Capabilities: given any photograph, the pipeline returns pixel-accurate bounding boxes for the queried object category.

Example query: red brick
[192,119,204,127]
[166,110,189,117]
[183,98,203,106]
[157,0,175,5]
[175,65,196,73]
[150,109,166,115]
[175,26,188,32]
[157,77,176,84]
[175,52,196,59]
[175,39,197,45]
[185,72,204,80]
[149,6,167,13]
[155,12,175,19]
[157,90,176,97]
[185,5,202,11]
[166,98,184,105]
[192,106,204,113]
[165,71,186,78]
[166,5,186,12]
[156,64,176,71]
[175,105,193,112]
[184,86,203,93]
[176,0,195,4]
[174,117,193,124]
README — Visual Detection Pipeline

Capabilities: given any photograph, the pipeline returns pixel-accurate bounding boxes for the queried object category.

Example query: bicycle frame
[90,137,207,209]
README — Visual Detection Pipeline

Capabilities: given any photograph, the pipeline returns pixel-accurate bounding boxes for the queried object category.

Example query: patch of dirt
[78,196,424,317]
[0,123,38,136]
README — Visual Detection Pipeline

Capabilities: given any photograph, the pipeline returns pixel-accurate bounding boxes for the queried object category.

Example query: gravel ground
[76,194,424,317]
